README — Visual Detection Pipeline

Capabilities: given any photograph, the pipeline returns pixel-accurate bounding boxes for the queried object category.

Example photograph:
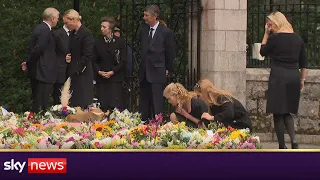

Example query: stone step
[257,133,320,146]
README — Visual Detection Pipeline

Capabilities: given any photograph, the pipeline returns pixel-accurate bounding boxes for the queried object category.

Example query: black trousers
[52,83,64,105]
[29,77,37,103]
[139,78,164,122]
[32,81,53,113]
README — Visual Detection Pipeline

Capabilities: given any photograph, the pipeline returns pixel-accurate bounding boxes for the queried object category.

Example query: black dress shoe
[279,145,287,149]
[292,143,299,149]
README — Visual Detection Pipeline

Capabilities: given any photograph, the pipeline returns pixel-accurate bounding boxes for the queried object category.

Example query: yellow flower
[223,137,229,143]
[140,140,146,146]
[120,138,127,145]
[23,144,33,149]
[217,127,226,133]
[105,126,112,134]
[230,130,246,140]
[167,145,185,149]
[96,131,102,139]
[11,142,18,149]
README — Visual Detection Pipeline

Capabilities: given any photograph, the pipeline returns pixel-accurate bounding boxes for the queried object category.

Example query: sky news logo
[3,158,67,174]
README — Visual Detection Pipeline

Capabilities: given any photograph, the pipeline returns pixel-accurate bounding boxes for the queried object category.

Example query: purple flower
[61,109,69,116]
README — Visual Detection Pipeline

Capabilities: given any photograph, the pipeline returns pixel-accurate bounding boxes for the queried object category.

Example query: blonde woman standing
[64,9,95,109]
[260,11,308,149]
[163,83,208,128]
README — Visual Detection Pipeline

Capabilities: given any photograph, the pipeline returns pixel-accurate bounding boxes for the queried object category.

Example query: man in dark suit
[52,16,71,105]
[92,17,126,112]
[139,5,176,122]
[64,9,94,108]
[25,7,60,114]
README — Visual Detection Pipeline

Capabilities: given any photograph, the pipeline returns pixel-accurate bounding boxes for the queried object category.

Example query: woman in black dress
[260,11,308,149]
[163,83,208,129]
[194,79,252,131]
[92,17,126,112]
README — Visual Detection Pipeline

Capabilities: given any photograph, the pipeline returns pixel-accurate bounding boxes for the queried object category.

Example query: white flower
[0,144,5,149]
[61,141,74,149]
[49,145,59,149]
[52,105,58,111]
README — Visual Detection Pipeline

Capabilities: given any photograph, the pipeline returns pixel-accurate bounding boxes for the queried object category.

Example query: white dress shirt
[149,21,159,38]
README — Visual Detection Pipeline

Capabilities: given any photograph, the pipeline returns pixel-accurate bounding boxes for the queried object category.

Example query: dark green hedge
[0,0,119,113]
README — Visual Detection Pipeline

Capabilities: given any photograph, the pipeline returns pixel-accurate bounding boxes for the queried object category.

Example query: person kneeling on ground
[194,79,252,131]
[163,83,208,129]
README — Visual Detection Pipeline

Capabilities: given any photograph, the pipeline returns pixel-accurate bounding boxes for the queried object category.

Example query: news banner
[1,150,320,179]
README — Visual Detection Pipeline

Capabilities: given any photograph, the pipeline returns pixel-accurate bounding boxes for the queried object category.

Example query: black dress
[210,96,252,130]
[175,98,209,128]
[92,35,126,111]
[260,33,308,114]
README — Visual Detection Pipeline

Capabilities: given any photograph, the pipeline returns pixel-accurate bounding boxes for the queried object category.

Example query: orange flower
[33,123,43,130]
[55,123,67,130]
[94,124,104,132]
[104,120,116,126]
[228,126,235,131]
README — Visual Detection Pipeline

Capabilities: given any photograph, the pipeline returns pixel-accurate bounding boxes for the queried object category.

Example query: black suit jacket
[139,23,175,83]
[92,35,127,83]
[26,22,57,83]
[52,27,69,83]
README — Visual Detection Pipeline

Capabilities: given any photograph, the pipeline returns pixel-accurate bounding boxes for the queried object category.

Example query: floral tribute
[0,107,261,149]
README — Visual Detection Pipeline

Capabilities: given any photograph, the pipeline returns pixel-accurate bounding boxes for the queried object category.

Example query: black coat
[26,22,58,83]
[92,35,126,83]
[52,27,69,83]
[139,23,175,83]
[210,96,252,130]
[67,25,95,108]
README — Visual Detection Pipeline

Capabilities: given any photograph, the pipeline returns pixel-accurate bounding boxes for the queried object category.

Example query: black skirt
[96,82,123,111]
[266,66,301,114]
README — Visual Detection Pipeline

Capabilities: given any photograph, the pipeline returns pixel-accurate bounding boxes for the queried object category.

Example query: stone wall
[200,0,247,106]
[246,68,320,139]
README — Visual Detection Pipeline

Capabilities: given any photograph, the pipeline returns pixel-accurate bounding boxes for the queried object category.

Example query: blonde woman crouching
[163,83,209,129]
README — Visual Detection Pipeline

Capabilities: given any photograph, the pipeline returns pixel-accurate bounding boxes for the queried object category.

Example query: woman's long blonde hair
[163,83,197,108]
[194,79,236,106]
[267,11,293,32]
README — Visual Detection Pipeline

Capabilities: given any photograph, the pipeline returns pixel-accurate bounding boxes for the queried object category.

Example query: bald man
[25,7,60,115]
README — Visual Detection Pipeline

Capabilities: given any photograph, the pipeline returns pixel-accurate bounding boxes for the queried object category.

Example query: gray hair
[43,7,59,20]
[144,4,160,19]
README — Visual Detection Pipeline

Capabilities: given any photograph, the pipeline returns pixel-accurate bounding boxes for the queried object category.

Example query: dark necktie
[148,28,154,43]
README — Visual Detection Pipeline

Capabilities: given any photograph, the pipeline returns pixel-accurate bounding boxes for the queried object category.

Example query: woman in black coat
[64,9,95,108]
[194,79,252,131]
[92,17,126,111]
[260,11,307,149]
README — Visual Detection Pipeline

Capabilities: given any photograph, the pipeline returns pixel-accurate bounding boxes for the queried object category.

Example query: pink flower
[66,137,75,142]
[94,142,103,148]
[82,133,90,138]
[131,142,139,147]
[27,126,36,132]
[15,128,24,136]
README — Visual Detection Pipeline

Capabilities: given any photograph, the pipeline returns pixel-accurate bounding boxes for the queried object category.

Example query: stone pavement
[260,142,320,149]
